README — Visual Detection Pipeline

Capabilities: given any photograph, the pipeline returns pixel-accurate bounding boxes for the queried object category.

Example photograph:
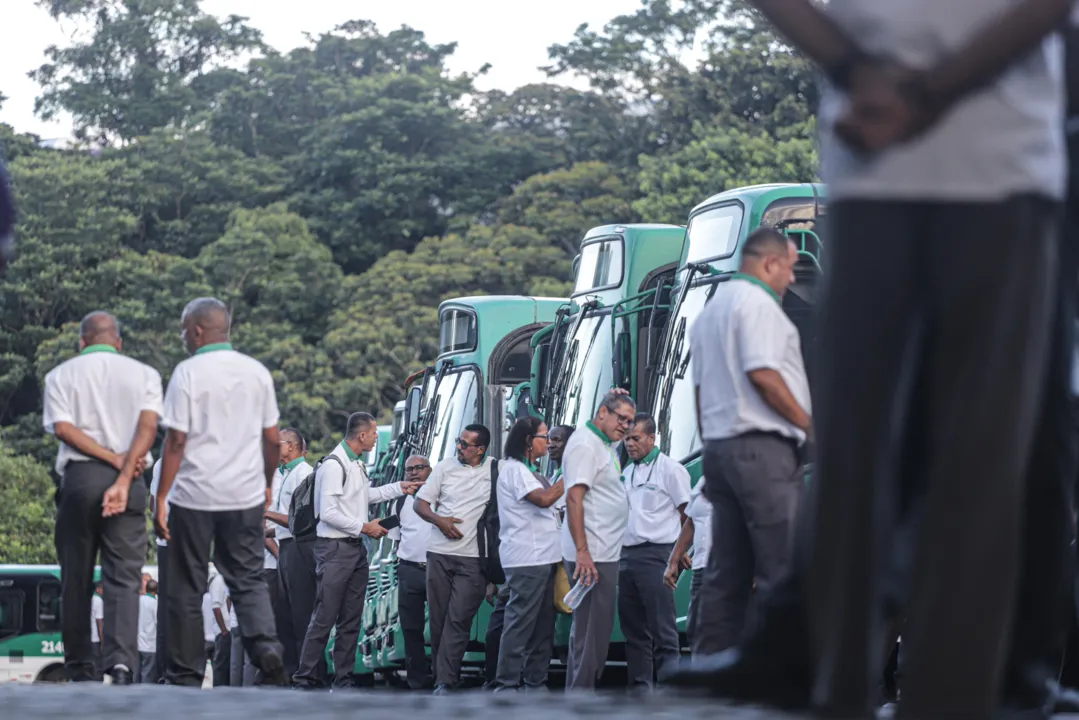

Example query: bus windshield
[684,203,743,266]
[424,367,481,467]
[574,238,624,295]
[550,310,613,432]
[654,281,712,463]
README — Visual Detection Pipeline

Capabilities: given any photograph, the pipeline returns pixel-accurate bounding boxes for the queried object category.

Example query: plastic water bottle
[563,578,594,610]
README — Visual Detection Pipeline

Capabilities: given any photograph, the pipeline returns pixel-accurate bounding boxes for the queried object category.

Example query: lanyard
[627,458,659,489]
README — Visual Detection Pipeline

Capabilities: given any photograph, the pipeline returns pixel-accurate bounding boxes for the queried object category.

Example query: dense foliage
[0,0,817,562]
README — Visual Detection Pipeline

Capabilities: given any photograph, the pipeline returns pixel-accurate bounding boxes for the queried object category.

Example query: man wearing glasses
[415,425,496,695]
[263,428,316,680]
[561,392,635,690]
[619,412,691,690]
[394,455,434,690]
[687,227,811,658]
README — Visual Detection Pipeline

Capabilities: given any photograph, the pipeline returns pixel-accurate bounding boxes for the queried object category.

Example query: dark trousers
[807,197,1058,718]
[564,559,619,690]
[212,631,231,687]
[398,560,432,689]
[138,651,156,683]
[155,543,169,681]
[164,504,280,687]
[702,434,803,654]
[484,584,509,686]
[294,537,369,688]
[495,563,558,690]
[277,537,321,681]
[55,459,147,679]
[618,544,680,687]
[426,552,487,688]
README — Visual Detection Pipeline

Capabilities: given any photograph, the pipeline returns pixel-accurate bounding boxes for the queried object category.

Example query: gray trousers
[212,632,231,687]
[294,538,369,688]
[55,460,146,680]
[494,563,558,689]
[138,651,156,683]
[165,504,280,687]
[154,544,169,681]
[277,538,321,681]
[229,567,280,686]
[702,433,803,654]
[484,584,510,685]
[426,552,486,687]
[397,560,431,689]
[563,560,619,690]
[618,543,679,687]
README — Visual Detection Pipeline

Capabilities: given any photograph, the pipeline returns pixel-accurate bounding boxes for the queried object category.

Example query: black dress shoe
[662,647,812,710]
[253,646,288,687]
[108,667,133,686]
[433,684,451,696]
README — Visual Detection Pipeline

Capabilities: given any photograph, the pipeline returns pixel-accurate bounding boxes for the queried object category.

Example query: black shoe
[433,684,451,696]
[662,646,811,710]
[254,646,288,687]
[108,667,133,686]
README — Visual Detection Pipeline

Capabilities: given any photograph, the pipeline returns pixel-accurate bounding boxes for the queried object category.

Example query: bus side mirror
[404,386,422,434]
[613,331,632,390]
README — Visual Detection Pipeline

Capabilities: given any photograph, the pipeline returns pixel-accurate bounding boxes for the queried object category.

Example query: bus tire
[35,664,67,684]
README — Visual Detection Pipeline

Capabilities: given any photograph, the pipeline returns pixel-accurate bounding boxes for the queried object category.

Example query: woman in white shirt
[492,417,564,691]
[664,483,714,656]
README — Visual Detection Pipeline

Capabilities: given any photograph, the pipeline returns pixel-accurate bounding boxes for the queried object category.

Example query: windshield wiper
[656,316,687,450]
[566,316,607,423]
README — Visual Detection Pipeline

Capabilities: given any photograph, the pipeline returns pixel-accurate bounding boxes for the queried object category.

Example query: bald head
[180,297,231,354]
[79,311,121,349]
[404,454,431,483]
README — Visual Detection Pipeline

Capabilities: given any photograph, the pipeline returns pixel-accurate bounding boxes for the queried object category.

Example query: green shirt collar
[732,272,780,304]
[281,456,306,472]
[585,420,614,446]
[525,460,539,473]
[195,342,234,355]
[81,344,118,355]
[633,447,660,466]
[340,441,360,462]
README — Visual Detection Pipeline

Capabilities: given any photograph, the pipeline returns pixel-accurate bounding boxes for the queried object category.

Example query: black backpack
[289,455,346,538]
[476,459,503,584]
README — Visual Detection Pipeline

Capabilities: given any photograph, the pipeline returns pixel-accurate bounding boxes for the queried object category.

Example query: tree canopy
[0,0,817,563]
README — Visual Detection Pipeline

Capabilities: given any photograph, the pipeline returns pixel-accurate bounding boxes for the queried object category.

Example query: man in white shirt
[687,227,809,661]
[43,311,163,685]
[293,412,416,689]
[663,483,714,658]
[90,584,105,680]
[137,580,158,683]
[154,297,285,687]
[202,569,229,686]
[415,424,496,694]
[561,392,634,690]
[619,413,691,690]
[149,459,170,682]
[394,454,433,690]
[263,428,316,680]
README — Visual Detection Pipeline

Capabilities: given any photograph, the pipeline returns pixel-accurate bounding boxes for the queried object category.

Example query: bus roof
[574,223,686,302]
[690,182,826,216]
[438,295,565,318]
[582,223,684,240]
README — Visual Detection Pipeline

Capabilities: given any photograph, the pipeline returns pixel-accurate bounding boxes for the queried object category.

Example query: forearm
[670,517,695,564]
[53,423,119,467]
[320,498,365,537]
[265,537,279,558]
[213,609,228,634]
[749,0,862,83]
[118,410,159,483]
[265,510,290,528]
[526,483,564,509]
[749,369,811,432]
[414,499,440,525]
[566,491,590,553]
[369,481,403,503]
[923,0,1073,112]
[262,436,280,489]
[157,430,186,504]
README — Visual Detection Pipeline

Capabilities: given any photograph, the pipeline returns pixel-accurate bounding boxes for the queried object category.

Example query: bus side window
[37,581,61,633]
[0,589,24,639]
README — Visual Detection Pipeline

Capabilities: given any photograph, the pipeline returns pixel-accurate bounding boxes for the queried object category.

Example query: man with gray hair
[561,391,635,690]
[293,413,420,689]
[43,310,162,684]
[154,297,287,687]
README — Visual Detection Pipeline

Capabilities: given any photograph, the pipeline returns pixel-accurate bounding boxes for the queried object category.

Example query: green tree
[0,444,57,563]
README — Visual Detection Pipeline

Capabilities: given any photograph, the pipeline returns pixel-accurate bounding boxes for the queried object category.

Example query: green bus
[357,295,564,677]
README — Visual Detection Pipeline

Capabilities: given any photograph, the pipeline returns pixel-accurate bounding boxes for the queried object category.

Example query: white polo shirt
[90,593,104,643]
[819,0,1065,202]
[690,275,811,443]
[264,469,283,569]
[396,495,430,564]
[560,422,629,563]
[42,345,163,475]
[273,457,312,542]
[622,449,692,548]
[417,456,494,558]
[226,588,238,630]
[161,344,280,512]
[149,459,170,548]
[203,573,228,642]
[138,593,157,653]
[686,484,713,571]
[315,441,404,539]
[497,458,561,568]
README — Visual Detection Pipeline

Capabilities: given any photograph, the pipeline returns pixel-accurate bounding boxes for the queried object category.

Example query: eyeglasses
[456,437,485,449]
[405,464,430,473]
[610,410,635,427]
[530,434,549,441]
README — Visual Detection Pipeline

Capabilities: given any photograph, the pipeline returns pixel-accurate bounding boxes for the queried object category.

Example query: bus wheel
[35,664,68,684]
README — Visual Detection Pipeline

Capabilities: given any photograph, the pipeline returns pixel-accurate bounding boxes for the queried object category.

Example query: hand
[663,561,681,591]
[400,481,423,496]
[573,548,598,587]
[133,457,148,476]
[679,552,692,571]
[154,499,170,543]
[434,516,464,540]
[485,583,497,607]
[607,387,631,397]
[102,480,130,518]
[836,62,936,154]
[361,521,388,539]
[111,451,128,472]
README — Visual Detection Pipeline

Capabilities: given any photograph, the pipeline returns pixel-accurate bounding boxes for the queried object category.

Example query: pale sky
[0,0,641,140]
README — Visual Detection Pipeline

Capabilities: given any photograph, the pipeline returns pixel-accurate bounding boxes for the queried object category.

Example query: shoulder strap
[489,459,500,501]
[320,454,347,485]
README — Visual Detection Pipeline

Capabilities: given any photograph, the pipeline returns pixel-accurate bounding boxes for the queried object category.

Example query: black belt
[341,536,366,546]
[278,537,294,545]
[399,559,426,569]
